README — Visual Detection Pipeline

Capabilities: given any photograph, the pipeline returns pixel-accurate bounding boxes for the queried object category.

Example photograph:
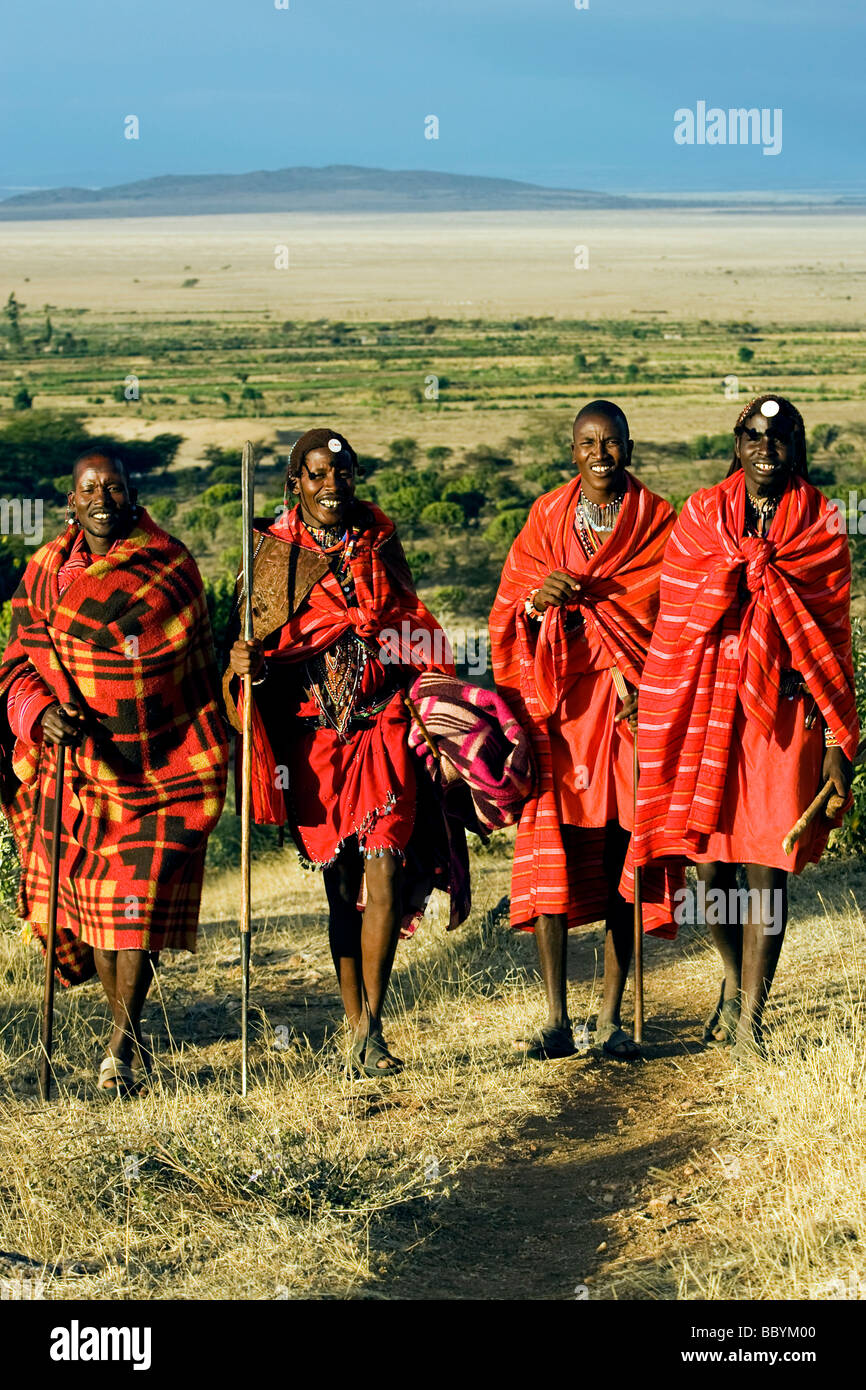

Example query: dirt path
[378,923,731,1301]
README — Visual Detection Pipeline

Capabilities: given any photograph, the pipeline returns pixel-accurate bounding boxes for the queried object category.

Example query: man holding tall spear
[489,401,675,1060]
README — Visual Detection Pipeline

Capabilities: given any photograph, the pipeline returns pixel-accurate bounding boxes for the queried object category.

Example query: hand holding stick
[782,736,865,855]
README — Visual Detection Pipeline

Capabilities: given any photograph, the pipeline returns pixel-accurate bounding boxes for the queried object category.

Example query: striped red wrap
[489,474,675,931]
[627,469,858,929]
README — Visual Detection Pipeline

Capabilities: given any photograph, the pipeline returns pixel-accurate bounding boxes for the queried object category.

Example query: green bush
[483,507,527,549]
[148,497,177,524]
[420,501,464,530]
[441,486,486,522]
[0,812,20,921]
[202,483,242,506]
[690,432,731,461]
[430,585,466,614]
[203,573,238,656]
[205,804,284,870]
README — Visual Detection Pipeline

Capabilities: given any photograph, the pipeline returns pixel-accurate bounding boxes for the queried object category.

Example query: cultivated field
[0,208,864,1301]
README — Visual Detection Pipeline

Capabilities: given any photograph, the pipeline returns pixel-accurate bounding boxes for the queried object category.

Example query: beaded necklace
[745,489,780,537]
[579,490,624,533]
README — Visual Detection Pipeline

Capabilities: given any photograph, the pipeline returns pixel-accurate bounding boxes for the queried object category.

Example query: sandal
[97,1055,136,1097]
[514,1024,577,1061]
[595,1021,641,1060]
[703,982,740,1046]
[350,1011,404,1078]
[702,980,726,1041]
[730,1033,766,1069]
[707,1002,741,1049]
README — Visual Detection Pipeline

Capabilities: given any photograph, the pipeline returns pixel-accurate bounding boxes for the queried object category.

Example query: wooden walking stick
[39,741,67,1102]
[239,440,257,1096]
[402,690,439,761]
[611,667,643,1043]
[782,736,865,856]
[631,733,644,1044]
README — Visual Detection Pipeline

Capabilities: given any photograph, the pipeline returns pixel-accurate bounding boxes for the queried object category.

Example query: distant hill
[0,166,857,221]
[0,165,644,219]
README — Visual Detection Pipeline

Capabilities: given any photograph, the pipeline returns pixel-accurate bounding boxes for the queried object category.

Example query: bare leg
[93,948,154,1071]
[597,823,633,1035]
[533,913,570,1030]
[696,861,741,1040]
[324,846,403,1069]
[323,846,364,1029]
[359,852,403,1044]
[737,864,788,1050]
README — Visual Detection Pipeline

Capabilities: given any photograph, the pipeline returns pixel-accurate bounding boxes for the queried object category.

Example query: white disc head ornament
[328,437,342,452]
[760,399,780,418]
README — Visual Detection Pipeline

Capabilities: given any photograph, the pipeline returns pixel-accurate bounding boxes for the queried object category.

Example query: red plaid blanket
[0,511,228,984]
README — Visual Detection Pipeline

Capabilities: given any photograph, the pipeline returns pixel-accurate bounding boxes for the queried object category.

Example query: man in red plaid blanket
[0,449,228,1094]
[490,401,675,1060]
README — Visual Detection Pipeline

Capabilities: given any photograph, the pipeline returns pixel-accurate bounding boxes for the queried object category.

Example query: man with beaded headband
[629,394,858,1061]
[225,427,456,1076]
[490,401,676,1059]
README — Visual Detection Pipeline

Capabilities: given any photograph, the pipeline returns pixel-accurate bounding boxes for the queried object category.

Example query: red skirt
[287,694,416,865]
[684,693,826,872]
[548,668,634,830]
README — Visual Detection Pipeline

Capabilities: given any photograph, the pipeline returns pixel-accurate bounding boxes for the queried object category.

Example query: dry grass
[1,845,864,1300]
[0,848,566,1300]
[598,875,866,1302]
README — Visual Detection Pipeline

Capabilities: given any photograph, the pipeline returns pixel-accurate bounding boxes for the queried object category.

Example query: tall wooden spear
[239,440,257,1096]
[39,742,67,1101]
[611,667,643,1043]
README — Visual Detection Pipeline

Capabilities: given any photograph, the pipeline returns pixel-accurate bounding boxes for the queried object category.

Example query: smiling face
[571,410,633,504]
[68,454,137,555]
[735,410,794,496]
[292,445,356,529]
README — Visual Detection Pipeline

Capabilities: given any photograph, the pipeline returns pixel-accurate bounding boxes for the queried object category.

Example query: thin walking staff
[239,440,256,1095]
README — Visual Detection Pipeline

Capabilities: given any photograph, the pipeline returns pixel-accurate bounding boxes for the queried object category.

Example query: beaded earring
[65,503,78,527]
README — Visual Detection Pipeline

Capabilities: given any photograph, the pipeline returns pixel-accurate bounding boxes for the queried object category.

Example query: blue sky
[0,0,862,195]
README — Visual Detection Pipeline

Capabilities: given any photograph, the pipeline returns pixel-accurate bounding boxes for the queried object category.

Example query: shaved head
[71,448,130,486]
[573,399,630,440]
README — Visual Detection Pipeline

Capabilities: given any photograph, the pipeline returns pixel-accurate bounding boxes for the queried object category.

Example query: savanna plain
[0,210,864,1301]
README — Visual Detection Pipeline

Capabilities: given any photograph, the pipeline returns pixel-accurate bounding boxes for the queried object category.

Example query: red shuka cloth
[489,475,676,932]
[0,513,228,984]
[241,503,453,864]
[627,470,859,932]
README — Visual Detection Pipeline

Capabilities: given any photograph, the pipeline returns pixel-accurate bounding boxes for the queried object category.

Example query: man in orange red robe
[490,401,675,1059]
[630,394,857,1061]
